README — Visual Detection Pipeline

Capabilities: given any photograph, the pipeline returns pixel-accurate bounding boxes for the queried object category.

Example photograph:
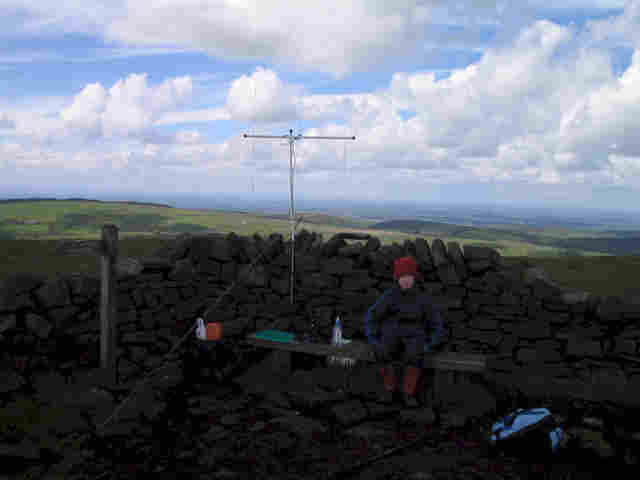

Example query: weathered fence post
[100,224,119,384]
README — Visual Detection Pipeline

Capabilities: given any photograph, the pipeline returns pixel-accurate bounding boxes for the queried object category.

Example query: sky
[1,1,640,214]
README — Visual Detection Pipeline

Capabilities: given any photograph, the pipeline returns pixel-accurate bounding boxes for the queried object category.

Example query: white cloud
[1,141,75,170]
[100,0,532,78]
[556,49,640,159]
[584,0,640,48]
[188,10,638,188]
[524,0,626,9]
[0,0,125,37]
[380,20,621,169]
[0,111,14,128]
[3,1,640,205]
[225,67,302,123]
[0,95,69,116]
[143,143,160,158]
[0,47,200,64]
[11,110,69,145]
[299,95,358,122]
[0,0,630,78]
[60,82,106,136]
[60,73,193,140]
[69,150,103,170]
[175,130,202,144]
[0,141,22,156]
[155,108,229,125]
[252,10,639,192]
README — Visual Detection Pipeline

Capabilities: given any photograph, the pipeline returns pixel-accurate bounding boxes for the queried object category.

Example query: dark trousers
[378,319,426,369]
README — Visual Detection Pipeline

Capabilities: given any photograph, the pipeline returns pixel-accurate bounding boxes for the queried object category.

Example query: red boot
[402,366,423,407]
[379,365,397,403]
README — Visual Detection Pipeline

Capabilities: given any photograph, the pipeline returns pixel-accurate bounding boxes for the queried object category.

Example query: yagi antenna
[243,128,355,305]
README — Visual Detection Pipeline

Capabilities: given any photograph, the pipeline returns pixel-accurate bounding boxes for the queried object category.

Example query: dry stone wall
[2,229,640,477]
[2,229,640,412]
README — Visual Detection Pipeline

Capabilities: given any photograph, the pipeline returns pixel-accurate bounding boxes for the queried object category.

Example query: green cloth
[252,329,297,343]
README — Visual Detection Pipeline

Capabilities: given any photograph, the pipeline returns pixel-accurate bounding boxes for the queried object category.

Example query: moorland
[1,198,640,301]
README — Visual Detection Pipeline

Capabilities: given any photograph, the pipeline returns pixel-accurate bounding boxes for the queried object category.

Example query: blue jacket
[364,285,444,352]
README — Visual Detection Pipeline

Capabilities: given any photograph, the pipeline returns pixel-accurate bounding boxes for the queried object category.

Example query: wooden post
[100,224,119,384]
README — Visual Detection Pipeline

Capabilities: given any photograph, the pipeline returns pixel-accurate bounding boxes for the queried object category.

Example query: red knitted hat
[393,256,421,280]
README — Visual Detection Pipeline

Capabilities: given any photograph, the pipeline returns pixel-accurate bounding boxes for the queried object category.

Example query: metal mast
[243,128,355,304]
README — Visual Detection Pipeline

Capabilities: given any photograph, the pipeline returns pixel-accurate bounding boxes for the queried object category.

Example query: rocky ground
[8,343,635,480]
[42,386,630,480]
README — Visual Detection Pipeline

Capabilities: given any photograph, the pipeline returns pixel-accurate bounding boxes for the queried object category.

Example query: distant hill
[369,219,640,256]
[370,219,536,237]
[369,219,547,245]
[3,198,640,256]
[0,198,174,209]
[258,212,370,229]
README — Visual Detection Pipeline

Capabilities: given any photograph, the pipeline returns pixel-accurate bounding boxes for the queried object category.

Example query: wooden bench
[241,331,487,401]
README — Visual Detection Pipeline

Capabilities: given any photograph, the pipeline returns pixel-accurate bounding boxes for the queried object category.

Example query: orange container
[205,322,223,341]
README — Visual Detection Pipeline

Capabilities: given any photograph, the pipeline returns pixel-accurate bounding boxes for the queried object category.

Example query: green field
[1,199,640,301]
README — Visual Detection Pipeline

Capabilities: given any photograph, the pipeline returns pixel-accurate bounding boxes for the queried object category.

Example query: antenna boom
[243,128,355,305]
[244,134,356,140]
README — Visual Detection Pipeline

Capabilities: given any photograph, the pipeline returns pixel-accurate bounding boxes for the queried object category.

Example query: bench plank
[242,334,486,373]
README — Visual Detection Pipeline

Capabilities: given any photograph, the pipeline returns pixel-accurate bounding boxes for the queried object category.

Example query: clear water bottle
[332,316,343,346]
[195,318,206,340]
